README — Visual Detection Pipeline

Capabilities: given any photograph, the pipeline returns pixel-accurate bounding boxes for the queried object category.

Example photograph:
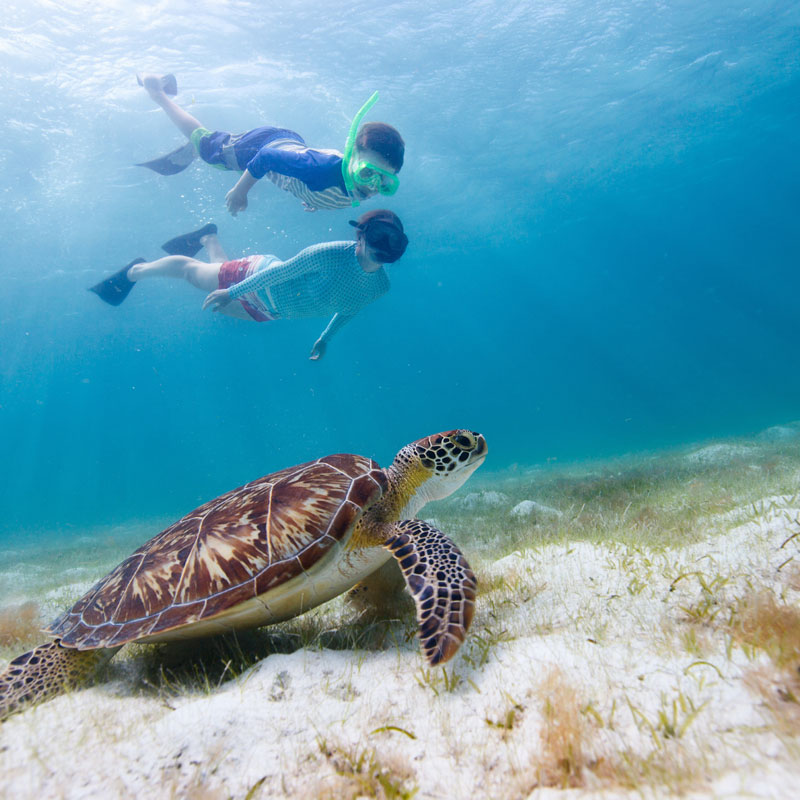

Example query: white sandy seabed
[2,467,800,798]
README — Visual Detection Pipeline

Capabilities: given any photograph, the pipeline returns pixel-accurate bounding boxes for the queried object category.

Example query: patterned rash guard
[226,242,390,345]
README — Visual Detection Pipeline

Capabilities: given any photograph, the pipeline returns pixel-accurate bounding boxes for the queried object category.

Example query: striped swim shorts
[218,255,278,322]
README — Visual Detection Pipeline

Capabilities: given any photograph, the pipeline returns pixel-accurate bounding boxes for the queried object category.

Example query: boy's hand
[309,339,326,361]
[203,288,232,312]
[226,186,248,216]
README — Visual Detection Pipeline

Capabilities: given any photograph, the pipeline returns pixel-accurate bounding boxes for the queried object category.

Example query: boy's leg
[128,256,222,291]
[141,75,203,140]
[201,233,228,262]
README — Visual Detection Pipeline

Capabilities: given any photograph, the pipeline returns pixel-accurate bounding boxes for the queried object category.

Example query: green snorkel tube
[342,91,379,207]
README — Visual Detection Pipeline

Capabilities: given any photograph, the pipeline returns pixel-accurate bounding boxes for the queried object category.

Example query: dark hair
[355,122,405,172]
[349,209,408,263]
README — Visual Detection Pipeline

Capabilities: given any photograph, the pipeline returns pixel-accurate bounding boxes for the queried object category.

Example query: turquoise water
[1,0,799,541]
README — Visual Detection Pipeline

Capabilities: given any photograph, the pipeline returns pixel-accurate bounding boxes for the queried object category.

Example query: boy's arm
[226,171,257,216]
[226,148,343,216]
[246,147,344,190]
[226,244,331,300]
[309,313,355,360]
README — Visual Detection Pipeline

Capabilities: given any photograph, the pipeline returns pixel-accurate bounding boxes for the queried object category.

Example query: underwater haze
[0,0,799,537]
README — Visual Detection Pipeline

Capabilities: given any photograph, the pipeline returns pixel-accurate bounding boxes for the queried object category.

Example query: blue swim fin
[135,141,197,176]
[161,223,218,257]
[88,258,145,306]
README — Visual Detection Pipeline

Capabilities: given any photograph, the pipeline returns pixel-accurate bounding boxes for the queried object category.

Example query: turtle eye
[454,432,476,450]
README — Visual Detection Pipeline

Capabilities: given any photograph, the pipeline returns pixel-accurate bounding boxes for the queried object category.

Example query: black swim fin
[161,223,218,257]
[88,258,145,306]
[136,73,178,97]
[135,141,197,176]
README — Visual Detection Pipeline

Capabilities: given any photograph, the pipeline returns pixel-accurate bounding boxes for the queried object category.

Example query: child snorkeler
[88,211,409,361]
[136,74,404,216]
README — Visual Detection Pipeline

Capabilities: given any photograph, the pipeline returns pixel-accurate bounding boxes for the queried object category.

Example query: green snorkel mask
[341,91,400,206]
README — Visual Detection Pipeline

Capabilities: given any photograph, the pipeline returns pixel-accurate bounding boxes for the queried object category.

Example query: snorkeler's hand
[203,288,232,312]
[309,339,326,361]
[226,186,248,217]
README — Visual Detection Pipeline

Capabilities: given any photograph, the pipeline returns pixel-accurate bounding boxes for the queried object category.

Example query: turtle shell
[47,454,387,650]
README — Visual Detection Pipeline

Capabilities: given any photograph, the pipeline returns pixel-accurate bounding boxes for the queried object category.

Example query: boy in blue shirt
[137,74,404,215]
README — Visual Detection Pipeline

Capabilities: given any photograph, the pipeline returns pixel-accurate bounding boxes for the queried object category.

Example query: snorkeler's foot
[88,258,145,306]
[136,73,178,98]
[161,223,218,257]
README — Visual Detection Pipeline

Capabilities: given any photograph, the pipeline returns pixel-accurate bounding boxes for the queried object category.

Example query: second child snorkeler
[137,74,404,216]
[88,210,409,361]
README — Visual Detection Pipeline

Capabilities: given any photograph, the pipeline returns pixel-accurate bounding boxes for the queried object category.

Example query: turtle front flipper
[385,520,477,666]
[0,640,114,721]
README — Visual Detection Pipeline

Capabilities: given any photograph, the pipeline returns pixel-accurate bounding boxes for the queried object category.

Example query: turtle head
[391,430,488,513]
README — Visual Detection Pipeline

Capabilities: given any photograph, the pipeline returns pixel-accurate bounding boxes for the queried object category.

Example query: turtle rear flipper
[385,520,477,665]
[0,640,112,721]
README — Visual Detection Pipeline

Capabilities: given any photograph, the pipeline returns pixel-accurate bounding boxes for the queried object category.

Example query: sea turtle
[0,429,487,720]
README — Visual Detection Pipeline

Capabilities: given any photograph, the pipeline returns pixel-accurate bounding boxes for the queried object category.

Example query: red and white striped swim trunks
[217,256,277,322]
